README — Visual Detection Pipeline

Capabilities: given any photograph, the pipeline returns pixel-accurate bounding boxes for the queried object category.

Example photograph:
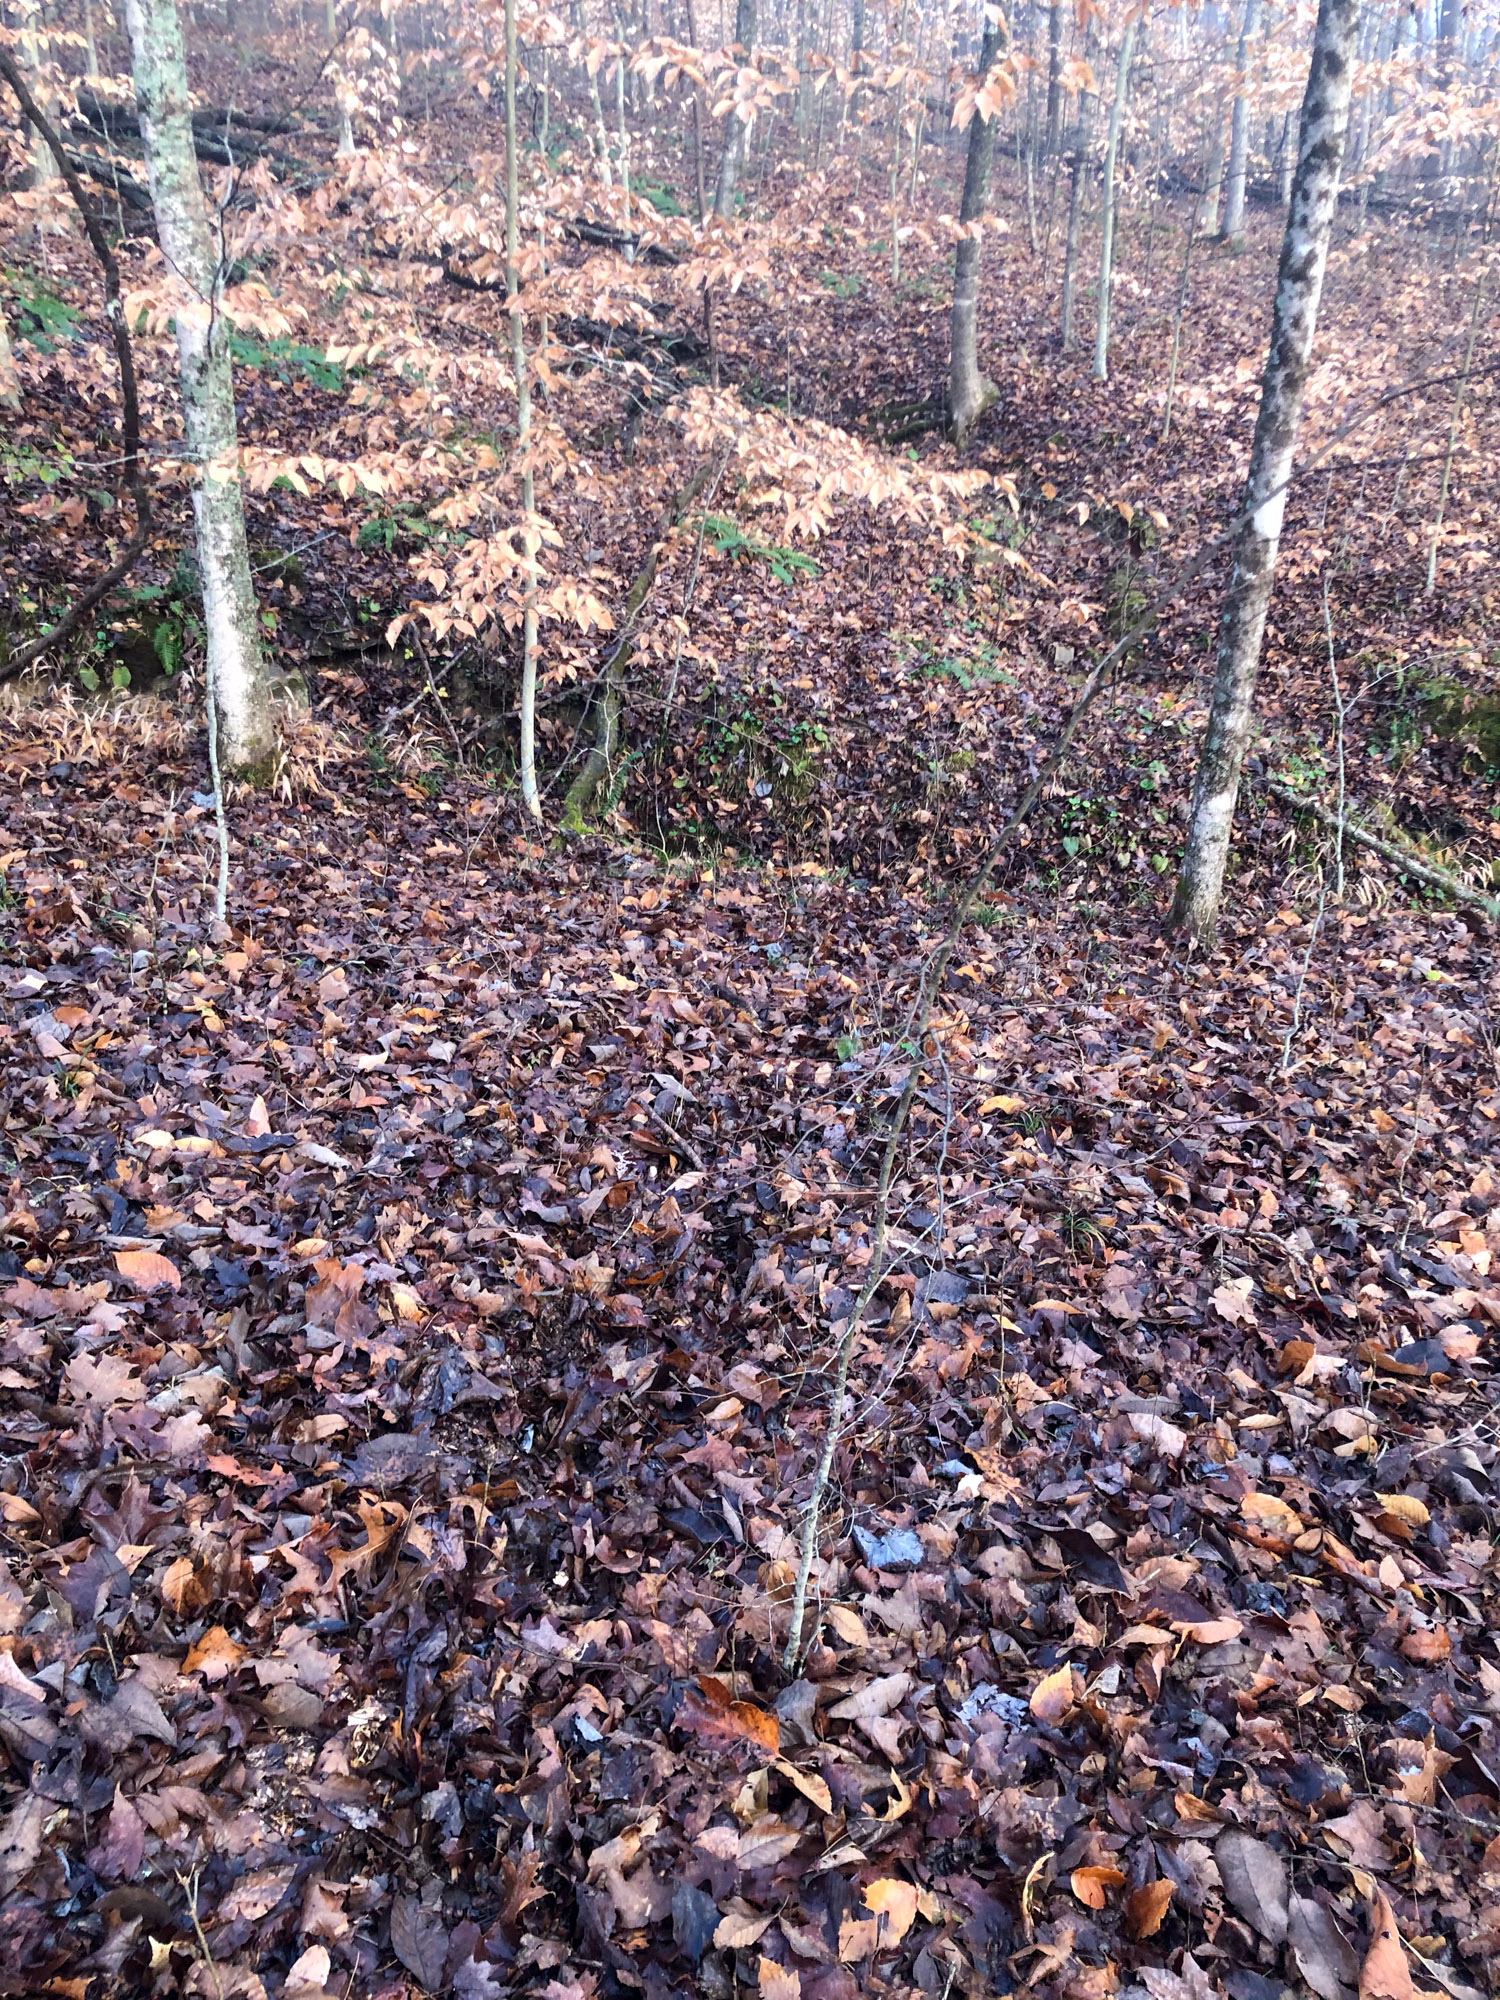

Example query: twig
[176,1869,226,2000]
[647,1107,708,1173]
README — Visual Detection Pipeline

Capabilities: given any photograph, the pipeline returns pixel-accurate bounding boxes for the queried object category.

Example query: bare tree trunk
[1221,0,1262,240]
[1045,0,1062,154]
[1161,162,1207,444]
[948,17,1006,441]
[17,6,59,191]
[1202,92,1228,236]
[1060,29,1098,352]
[713,0,756,218]
[505,0,541,820]
[327,0,355,156]
[123,0,274,779]
[1092,20,1134,380]
[1168,0,1359,945]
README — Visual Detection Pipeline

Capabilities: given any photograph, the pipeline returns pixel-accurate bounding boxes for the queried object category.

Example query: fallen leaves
[1360,1887,1415,2000]
[1126,1878,1176,1940]
[112,1248,182,1292]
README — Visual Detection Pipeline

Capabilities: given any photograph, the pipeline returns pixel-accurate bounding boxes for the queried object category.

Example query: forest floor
[1,69,1500,2000]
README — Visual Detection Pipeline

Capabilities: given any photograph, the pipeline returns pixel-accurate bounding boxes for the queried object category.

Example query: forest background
[0,2,1499,2000]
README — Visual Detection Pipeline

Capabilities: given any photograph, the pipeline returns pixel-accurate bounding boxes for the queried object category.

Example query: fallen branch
[60,142,153,212]
[1265,777,1499,921]
[0,49,153,684]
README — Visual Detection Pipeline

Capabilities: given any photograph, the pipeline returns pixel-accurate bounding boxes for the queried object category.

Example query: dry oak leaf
[1240,1491,1304,1536]
[1030,1662,1081,1727]
[1359,1887,1414,2000]
[683,1674,780,1756]
[826,1670,911,1762]
[114,1249,182,1292]
[758,1958,801,2000]
[1126,1878,1175,1940]
[63,1351,146,1409]
[1375,1494,1429,1528]
[1071,1865,1126,1909]
[183,1626,246,1681]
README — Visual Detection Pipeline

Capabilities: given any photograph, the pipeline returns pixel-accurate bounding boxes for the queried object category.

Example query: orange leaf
[1398,1626,1450,1664]
[1126,1878,1174,1940]
[682,1675,779,1756]
[1070,1865,1126,1909]
[1359,1887,1413,2000]
[183,1626,245,1681]
[1029,1662,1078,1727]
[114,1248,181,1292]
[862,1877,918,1945]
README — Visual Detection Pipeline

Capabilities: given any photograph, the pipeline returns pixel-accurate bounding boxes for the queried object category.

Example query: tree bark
[505,0,542,820]
[713,0,756,219]
[947,16,1006,442]
[1045,0,1062,155]
[1059,27,1097,353]
[122,0,274,779]
[1221,0,1262,240]
[1168,0,1359,946]
[1092,20,1134,381]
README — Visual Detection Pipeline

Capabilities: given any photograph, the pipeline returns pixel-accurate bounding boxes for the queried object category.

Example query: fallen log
[61,142,152,212]
[1265,777,1499,921]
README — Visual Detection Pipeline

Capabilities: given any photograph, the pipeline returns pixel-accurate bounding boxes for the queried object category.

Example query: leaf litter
[0,759,1496,2000]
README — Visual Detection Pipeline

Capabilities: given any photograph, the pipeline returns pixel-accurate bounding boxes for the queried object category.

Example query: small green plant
[357,506,441,553]
[13,283,82,352]
[818,270,861,298]
[228,330,347,393]
[699,514,820,586]
[633,178,685,216]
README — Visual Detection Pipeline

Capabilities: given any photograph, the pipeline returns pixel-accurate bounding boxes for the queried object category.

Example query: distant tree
[949,10,1008,443]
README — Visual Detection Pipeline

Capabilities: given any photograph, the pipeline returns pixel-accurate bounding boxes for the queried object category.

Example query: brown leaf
[1397,1625,1450,1664]
[113,1248,182,1292]
[1071,1865,1126,1909]
[183,1626,245,1681]
[390,1893,448,1992]
[0,1789,50,1895]
[715,1906,775,1950]
[681,1675,780,1756]
[1126,1878,1175,1940]
[1240,1491,1303,1536]
[1216,1830,1288,1944]
[1029,1662,1079,1727]
[758,1958,801,2000]
[1359,1888,1413,2000]
[1290,1893,1361,2000]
